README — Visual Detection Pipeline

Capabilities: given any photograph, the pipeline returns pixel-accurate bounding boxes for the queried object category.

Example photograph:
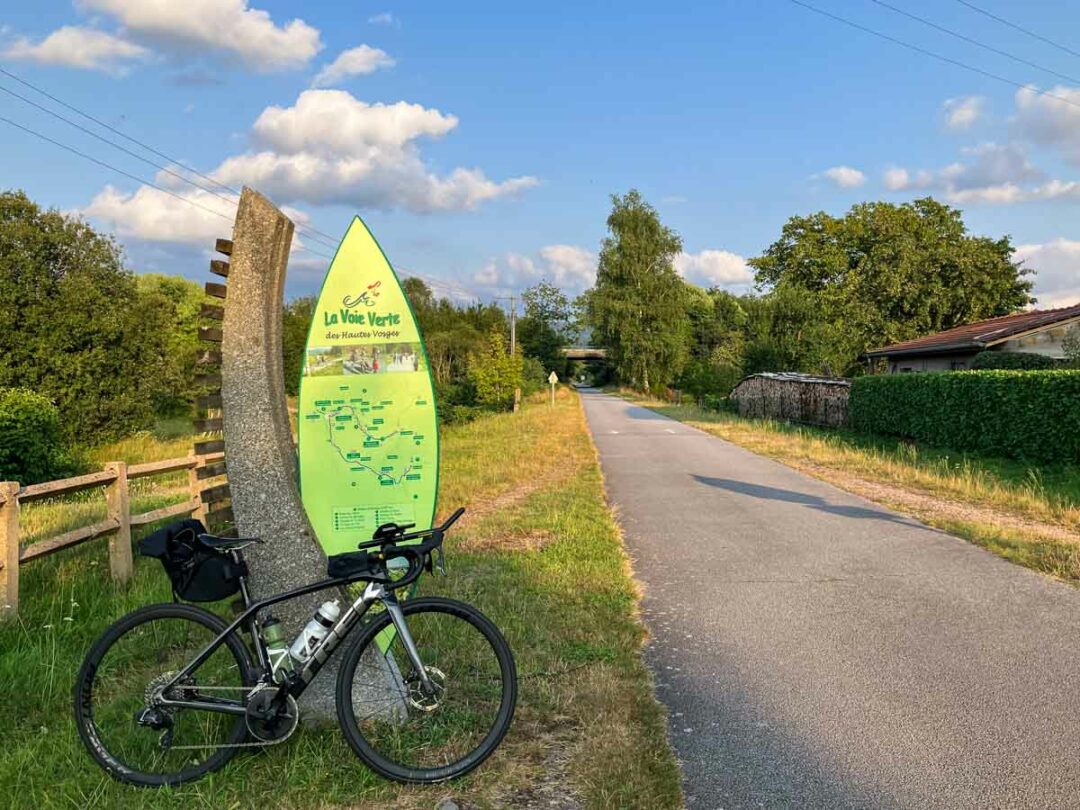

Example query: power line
[0,112,336,261]
[786,0,1080,113]
[0,65,343,252]
[954,0,1080,62]
[0,113,237,224]
[869,0,1080,87]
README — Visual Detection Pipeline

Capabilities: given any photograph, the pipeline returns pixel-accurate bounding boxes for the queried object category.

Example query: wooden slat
[210,259,229,278]
[130,500,197,527]
[198,327,223,343]
[20,518,120,562]
[196,394,223,410]
[196,350,222,367]
[194,372,222,387]
[205,281,227,299]
[194,439,226,456]
[193,418,223,433]
[19,470,118,503]
[215,238,233,256]
[196,461,227,480]
[200,303,225,321]
[200,483,231,504]
[128,457,196,479]
[205,506,234,527]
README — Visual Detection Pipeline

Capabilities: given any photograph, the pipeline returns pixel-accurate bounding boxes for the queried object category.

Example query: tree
[519,280,573,377]
[585,189,691,393]
[136,274,208,415]
[282,296,315,396]
[468,329,523,410]
[749,198,1033,373]
[0,190,174,440]
[677,286,749,397]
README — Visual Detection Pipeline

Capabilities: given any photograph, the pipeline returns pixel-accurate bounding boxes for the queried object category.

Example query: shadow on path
[692,474,921,528]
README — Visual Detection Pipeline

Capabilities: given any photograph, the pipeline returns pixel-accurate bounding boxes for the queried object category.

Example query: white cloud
[473,245,597,296]
[884,142,1046,204]
[1013,84,1080,165]
[84,185,236,245]
[252,90,456,152]
[943,96,984,131]
[820,166,866,189]
[368,12,397,26]
[78,0,322,71]
[674,249,753,290]
[312,45,395,87]
[3,26,148,74]
[1013,238,1080,307]
[82,89,538,244]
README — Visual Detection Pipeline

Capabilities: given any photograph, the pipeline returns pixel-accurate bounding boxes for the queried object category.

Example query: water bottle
[260,616,294,682]
[289,600,341,664]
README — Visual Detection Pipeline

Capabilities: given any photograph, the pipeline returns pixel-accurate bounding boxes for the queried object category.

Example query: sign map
[297,217,439,556]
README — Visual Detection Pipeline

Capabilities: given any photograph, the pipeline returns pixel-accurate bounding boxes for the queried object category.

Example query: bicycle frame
[156,566,422,718]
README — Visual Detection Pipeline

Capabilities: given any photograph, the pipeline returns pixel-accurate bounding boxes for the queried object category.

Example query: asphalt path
[579,389,1080,809]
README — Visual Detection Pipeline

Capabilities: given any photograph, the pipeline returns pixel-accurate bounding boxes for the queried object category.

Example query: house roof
[864,304,1080,358]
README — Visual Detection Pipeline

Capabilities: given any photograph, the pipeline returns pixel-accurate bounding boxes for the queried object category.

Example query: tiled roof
[864,303,1080,357]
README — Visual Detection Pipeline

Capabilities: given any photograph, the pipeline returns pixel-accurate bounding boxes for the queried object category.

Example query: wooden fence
[0,452,223,619]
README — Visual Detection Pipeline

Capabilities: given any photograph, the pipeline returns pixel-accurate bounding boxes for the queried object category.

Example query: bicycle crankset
[245,685,300,743]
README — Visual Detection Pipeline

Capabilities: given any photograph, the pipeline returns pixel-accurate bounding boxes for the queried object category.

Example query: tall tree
[519,280,573,377]
[282,296,316,396]
[749,198,1033,372]
[0,190,174,439]
[585,190,690,393]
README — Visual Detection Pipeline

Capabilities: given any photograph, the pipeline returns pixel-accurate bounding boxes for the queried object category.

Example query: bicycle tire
[335,596,517,783]
[73,602,255,787]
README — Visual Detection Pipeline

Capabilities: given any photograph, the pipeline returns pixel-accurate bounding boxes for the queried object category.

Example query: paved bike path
[580,390,1080,809]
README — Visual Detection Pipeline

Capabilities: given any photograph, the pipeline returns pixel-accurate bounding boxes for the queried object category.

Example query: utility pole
[509,294,516,356]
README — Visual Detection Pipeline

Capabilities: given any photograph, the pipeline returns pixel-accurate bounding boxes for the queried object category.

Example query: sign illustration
[298,217,439,556]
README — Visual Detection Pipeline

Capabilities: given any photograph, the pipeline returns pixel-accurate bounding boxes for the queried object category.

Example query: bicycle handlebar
[360,507,465,590]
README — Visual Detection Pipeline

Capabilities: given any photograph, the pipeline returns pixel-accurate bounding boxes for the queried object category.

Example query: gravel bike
[73,507,517,787]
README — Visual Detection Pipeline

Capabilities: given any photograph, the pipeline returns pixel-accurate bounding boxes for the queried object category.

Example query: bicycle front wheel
[73,602,254,787]
[336,596,517,783]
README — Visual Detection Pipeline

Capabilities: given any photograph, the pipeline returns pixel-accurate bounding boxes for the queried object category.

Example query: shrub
[970,351,1056,371]
[0,387,74,484]
[850,370,1080,462]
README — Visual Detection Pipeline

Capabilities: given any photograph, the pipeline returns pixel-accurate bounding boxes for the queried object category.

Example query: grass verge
[0,390,681,809]
[637,398,1080,585]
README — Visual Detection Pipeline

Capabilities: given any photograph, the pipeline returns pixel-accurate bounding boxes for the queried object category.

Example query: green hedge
[850,370,1080,462]
[970,351,1057,371]
[0,387,73,484]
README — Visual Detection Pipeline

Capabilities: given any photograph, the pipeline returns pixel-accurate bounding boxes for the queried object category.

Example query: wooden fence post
[103,462,132,582]
[0,481,20,618]
[188,452,209,524]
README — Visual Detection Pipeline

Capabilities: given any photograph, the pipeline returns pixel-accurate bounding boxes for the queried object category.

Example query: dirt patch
[452,463,580,532]
[795,461,1080,544]
[459,530,557,553]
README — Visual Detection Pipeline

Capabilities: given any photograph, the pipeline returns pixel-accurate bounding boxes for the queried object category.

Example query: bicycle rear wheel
[336,596,516,783]
[73,602,254,787]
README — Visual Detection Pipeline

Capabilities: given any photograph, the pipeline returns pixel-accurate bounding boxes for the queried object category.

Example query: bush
[850,370,1080,462]
[970,351,1056,371]
[0,388,74,484]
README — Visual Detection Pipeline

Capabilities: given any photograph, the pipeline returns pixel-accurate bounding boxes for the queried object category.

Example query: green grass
[0,392,681,809]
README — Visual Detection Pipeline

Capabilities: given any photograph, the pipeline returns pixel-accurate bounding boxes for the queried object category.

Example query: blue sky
[1,1,1079,306]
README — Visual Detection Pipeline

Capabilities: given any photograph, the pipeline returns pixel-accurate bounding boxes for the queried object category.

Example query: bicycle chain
[155,682,296,751]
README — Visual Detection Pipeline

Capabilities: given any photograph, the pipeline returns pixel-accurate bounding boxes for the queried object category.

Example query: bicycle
[72,507,517,787]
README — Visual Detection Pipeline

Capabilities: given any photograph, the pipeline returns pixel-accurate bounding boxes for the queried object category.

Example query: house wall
[887,352,975,373]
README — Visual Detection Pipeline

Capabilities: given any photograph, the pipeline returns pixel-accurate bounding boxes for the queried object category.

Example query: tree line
[0,190,579,481]
[581,190,1035,397]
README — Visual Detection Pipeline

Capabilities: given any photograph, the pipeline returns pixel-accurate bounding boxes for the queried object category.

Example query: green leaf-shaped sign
[297,217,439,555]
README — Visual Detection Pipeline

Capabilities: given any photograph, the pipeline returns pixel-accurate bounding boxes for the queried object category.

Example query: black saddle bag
[137,519,243,603]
